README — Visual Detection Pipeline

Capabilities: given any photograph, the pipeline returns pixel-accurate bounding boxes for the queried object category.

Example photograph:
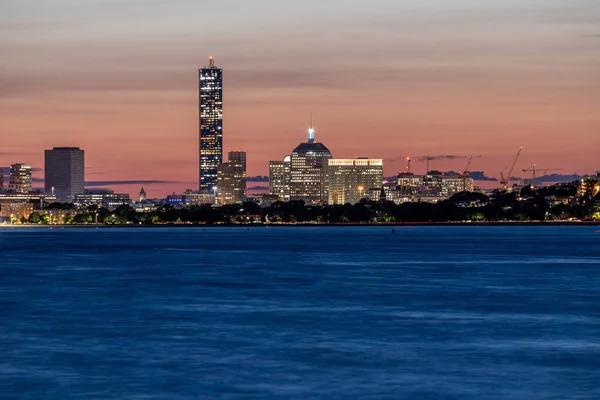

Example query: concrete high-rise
[44,147,85,203]
[327,158,383,205]
[199,56,223,193]
[9,163,32,193]
[289,123,332,204]
[217,151,246,205]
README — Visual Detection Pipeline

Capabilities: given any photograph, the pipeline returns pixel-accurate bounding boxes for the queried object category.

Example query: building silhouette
[217,151,246,205]
[44,147,85,203]
[199,56,223,193]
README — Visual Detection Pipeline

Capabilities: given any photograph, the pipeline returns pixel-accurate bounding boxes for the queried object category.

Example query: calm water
[1,226,599,399]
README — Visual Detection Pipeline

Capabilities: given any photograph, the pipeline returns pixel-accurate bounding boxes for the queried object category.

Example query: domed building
[289,123,332,204]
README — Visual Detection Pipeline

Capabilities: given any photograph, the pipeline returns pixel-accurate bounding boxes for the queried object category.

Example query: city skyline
[2,0,599,197]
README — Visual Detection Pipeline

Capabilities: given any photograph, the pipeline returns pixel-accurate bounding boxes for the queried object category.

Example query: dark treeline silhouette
[29,179,600,225]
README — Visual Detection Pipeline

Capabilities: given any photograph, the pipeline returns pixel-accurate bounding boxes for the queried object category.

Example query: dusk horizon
[2,0,599,197]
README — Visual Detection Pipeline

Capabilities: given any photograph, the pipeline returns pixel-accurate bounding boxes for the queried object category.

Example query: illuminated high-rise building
[199,56,223,193]
[327,158,383,205]
[44,147,85,203]
[269,156,291,201]
[289,121,332,204]
[9,163,32,193]
[217,151,246,205]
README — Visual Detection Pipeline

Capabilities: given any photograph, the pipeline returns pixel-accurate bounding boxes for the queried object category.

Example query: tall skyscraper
[217,151,247,205]
[327,158,383,205]
[9,163,32,193]
[289,122,332,204]
[44,147,85,203]
[269,156,291,201]
[199,56,223,193]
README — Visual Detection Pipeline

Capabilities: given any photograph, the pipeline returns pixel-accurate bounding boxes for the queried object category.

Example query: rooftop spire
[308,112,315,142]
[209,56,215,68]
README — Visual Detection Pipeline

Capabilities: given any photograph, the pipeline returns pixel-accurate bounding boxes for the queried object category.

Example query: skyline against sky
[1,0,599,196]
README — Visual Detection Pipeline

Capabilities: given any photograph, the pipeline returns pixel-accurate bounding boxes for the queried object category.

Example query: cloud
[248,185,269,191]
[247,175,269,182]
[468,171,497,181]
[415,155,465,162]
[85,180,180,186]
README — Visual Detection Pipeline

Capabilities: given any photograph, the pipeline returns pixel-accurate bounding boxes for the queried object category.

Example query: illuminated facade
[74,189,130,209]
[139,187,147,202]
[397,172,423,189]
[199,56,223,193]
[327,158,383,205]
[0,202,34,222]
[9,163,32,193]
[217,151,247,205]
[167,191,215,207]
[441,175,474,195]
[44,147,85,203]
[289,125,332,204]
[269,156,291,201]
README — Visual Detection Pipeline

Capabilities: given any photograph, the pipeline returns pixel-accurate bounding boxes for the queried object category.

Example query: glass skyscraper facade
[199,57,223,193]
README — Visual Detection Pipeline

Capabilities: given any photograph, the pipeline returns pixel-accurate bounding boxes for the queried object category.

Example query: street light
[358,185,364,199]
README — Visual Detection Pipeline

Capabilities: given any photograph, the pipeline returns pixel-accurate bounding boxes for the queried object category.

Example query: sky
[1,0,599,197]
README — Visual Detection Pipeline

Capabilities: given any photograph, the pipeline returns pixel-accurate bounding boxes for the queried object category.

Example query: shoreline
[1,221,598,229]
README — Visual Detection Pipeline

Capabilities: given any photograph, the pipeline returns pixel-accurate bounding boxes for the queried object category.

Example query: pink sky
[1,1,599,197]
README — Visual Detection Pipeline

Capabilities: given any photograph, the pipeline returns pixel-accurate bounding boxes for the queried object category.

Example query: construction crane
[459,156,473,192]
[522,165,562,187]
[500,147,523,191]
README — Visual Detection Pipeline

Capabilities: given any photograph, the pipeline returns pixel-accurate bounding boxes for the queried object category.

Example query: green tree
[28,212,42,224]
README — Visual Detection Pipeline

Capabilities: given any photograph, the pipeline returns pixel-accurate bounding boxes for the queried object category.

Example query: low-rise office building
[327,158,383,205]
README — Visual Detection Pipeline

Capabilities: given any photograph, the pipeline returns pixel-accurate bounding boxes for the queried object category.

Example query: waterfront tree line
[26,179,600,225]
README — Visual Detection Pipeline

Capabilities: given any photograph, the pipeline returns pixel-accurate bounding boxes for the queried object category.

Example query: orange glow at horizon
[1,1,599,197]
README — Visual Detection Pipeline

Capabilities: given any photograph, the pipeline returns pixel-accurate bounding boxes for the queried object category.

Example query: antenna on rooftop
[308,112,315,142]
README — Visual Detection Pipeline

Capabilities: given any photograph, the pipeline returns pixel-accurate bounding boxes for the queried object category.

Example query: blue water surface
[1,226,599,399]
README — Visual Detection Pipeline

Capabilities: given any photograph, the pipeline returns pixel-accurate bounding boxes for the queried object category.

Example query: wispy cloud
[85,180,180,186]
[416,155,483,162]
[247,175,269,182]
